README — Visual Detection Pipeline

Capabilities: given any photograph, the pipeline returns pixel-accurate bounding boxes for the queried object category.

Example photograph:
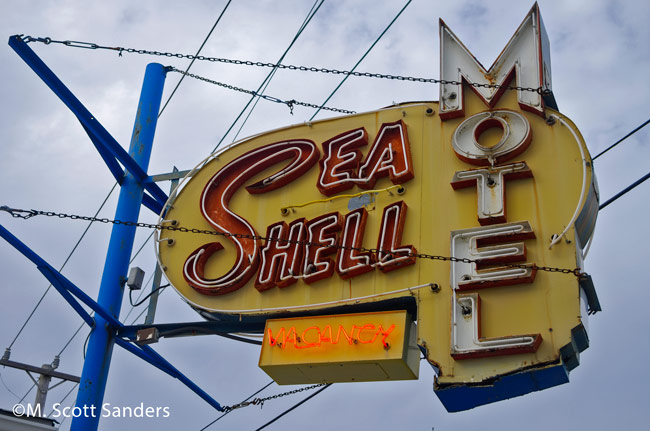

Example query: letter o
[452,110,531,166]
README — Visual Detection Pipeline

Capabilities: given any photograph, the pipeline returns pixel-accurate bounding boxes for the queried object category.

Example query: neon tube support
[71,63,167,431]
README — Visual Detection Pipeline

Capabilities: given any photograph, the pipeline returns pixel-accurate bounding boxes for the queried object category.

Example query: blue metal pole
[71,63,167,431]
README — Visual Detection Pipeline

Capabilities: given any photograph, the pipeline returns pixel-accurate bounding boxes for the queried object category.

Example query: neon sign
[266,323,396,350]
[259,311,418,384]
[182,119,415,295]
[158,3,599,413]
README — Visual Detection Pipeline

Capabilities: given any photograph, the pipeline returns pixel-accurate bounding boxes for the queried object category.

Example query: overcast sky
[1,1,649,430]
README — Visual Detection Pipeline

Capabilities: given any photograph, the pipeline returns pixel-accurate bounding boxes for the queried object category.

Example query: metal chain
[222,383,326,412]
[0,206,585,277]
[167,67,356,115]
[20,35,551,96]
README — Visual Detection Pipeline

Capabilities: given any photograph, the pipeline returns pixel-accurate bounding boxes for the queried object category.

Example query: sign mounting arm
[8,35,168,215]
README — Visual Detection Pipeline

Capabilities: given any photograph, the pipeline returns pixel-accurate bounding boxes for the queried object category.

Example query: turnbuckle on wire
[18,34,550,96]
[0,206,38,219]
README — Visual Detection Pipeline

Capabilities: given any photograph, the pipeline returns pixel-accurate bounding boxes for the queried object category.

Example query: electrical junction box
[259,310,419,385]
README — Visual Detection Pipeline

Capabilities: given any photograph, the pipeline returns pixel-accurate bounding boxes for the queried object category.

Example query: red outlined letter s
[184,140,319,295]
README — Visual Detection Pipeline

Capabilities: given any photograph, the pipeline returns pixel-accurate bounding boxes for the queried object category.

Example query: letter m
[439,3,557,120]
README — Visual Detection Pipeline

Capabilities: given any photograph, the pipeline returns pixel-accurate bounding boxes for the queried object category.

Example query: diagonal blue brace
[6,40,228,429]
[0,224,113,327]
[8,35,167,215]
[0,223,225,414]
[114,339,224,411]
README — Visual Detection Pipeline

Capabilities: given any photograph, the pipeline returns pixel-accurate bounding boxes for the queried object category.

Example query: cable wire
[2,207,586,277]
[599,171,650,210]
[47,382,79,418]
[122,270,156,321]
[254,384,332,431]
[200,381,275,430]
[4,4,227,405]
[129,284,169,307]
[0,370,22,401]
[18,383,34,404]
[5,182,117,351]
[158,0,233,117]
[48,382,79,428]
[18,34,550,97]
[55,228,156,360]
[229,0,322,144]
[210,0,324,154]
[7,0,226,354]
[309,0,412,120]
[592,118,650,161]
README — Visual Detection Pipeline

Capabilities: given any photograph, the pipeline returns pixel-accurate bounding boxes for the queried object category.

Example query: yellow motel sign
[157,4,599,412]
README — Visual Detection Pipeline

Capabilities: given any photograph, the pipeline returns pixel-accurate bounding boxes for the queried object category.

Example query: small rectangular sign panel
[259,310,419,384]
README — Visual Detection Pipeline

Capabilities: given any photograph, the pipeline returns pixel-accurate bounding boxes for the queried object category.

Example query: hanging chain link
[19,35,552,96]
[0,206,585,277]
[167,67,356,115]
[222,383,327,412]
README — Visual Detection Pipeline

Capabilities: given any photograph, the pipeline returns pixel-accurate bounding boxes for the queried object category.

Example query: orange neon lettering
[283,327,298,349]
[295,326,320,349]
[267,322,398,349]
[319,325,332,344]
[378,324,396,347]
[335,325,356,345]
[267,327,286,347]
[357,324,376,343]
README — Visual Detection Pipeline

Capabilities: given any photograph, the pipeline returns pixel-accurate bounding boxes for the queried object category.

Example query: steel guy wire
[7,0,231,354]
[18,382,34,404]
[129,305,150,325]
[0,207,587,278]
[4,6,230,401]
[158,0,233,117]
[200,381,275,430]
[592,118,650,161]
[229,65,281,144]
[254,384,332,431]
[20,35,551,97]
[53,229,155,363]
[47,382,79,419]
[4,182,118,352]
[599,171,650,210]
[210,0,325,155]
[310,0,412,121]
[0,370,22,401]
[14,227,164,403]
[229,0,323,145]
[225,383,327,413]
[169,68,355,115]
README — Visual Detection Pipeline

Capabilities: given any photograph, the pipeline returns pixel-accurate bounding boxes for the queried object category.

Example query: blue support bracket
[114,338,224,411]
[142,193,164,215]
[0,222,226,413]
[8,35,168,215]
[37,266,95,328]
[6,35,227,429]
[0,223,112,327]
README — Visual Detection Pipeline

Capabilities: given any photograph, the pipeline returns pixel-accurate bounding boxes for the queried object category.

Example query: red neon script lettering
[184,140,319,295]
